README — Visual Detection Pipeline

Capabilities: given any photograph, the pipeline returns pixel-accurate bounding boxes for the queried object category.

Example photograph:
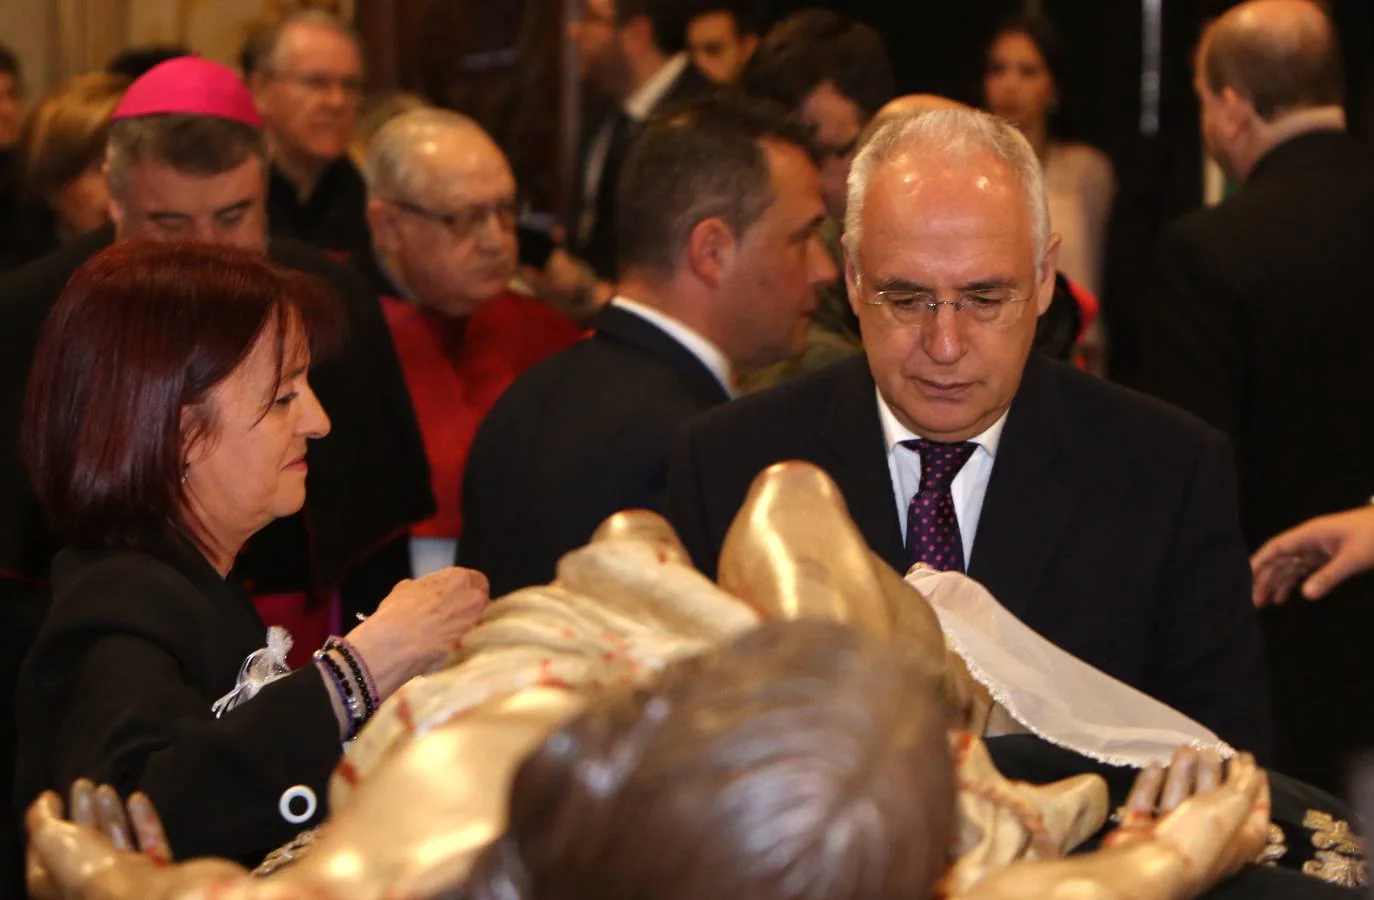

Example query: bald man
[359,110,582,578]
[1131,0,1374,792]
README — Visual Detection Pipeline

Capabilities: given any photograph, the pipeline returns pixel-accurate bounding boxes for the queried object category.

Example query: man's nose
[921,304,967,363]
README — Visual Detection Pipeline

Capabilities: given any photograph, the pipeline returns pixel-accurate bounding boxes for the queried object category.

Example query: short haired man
[461,93,834,596]
[685,1,761,85]
[360,109,582,578]
[563,0,709,282]
[735,10,895,391]
[665,108,1272,759]
[1130,0,1374,793]
[246,10,373,262]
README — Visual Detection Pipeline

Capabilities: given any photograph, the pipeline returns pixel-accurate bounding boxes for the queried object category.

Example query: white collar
[611,296,734,396]
[876,388,1008,456]
[624,53,689,123]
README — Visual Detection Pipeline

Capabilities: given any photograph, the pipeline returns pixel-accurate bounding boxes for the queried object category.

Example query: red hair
[23,239,341,554]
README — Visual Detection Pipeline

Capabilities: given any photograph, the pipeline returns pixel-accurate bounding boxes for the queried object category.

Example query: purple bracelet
[327,635,381,712]
[314,655,359,740]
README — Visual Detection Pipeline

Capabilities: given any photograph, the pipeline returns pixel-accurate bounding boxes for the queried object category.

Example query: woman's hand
[345,567,490,699]
[1251,506,1374,607]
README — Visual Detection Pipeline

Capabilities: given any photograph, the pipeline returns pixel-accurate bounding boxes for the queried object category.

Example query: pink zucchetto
[111,56,263,129]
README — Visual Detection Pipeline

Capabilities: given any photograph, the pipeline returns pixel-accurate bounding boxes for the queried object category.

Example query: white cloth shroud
[904,567,1235,768]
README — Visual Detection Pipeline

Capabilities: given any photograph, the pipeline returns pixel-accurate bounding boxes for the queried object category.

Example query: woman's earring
[182,461,190,483]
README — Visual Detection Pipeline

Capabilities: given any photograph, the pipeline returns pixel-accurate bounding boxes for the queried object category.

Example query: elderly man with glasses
[359,108,582,579]
[665,107,1273,761]
[246,9,372,263]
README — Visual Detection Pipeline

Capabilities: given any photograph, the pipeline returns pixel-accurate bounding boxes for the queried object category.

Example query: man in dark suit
[665,107,1272,759]
[0,58,431,893]
[564,0,710,282]
[460,94,834,597]
[1128,0,1374,793]
[244,10,373,264]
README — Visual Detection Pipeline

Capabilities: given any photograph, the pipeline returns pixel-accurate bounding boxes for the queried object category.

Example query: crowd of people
[0,0,1372,896]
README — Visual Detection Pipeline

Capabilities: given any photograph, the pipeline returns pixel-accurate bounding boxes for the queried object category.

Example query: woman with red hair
[14,240,487,866]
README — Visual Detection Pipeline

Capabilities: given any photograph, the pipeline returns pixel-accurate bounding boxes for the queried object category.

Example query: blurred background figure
[106,44,192,81]
[685,0,761,85]
[348,89,429,169]
[360,108,581,577]
[736,9,894,390]
[12,72,129,265]
[0,43,23,151]
[982,14,1116,305]
[246,9,372,262]
[0,42,27,274]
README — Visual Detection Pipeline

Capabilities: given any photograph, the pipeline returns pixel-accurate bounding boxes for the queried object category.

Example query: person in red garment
[358,109,582,577]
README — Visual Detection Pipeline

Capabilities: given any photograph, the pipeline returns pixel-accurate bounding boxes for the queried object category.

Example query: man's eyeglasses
[384,196,519,241]
[272,70,365,98]
[858,278,1031,329]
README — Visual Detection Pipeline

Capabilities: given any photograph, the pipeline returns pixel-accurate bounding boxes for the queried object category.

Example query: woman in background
[983,15,1115,302]
[11,72,129,264]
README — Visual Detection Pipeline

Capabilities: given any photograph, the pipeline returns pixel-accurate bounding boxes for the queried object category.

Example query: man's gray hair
[844,108,1050,264]
[363,108,488,202]
[242,9,361,77]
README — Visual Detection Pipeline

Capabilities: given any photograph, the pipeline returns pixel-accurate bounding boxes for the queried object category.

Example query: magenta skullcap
[112,56,263,128]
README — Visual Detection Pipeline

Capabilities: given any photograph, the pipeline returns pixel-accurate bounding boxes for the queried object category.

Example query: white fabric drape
[906,567,1235,768]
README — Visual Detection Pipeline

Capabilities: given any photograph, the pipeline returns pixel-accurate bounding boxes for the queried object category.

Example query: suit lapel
[819,359,908,570]
[967,354,1077,620]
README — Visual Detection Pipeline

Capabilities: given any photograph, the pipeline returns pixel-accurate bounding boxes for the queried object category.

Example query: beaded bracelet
[314,655,360,740]
[325,635,380,715]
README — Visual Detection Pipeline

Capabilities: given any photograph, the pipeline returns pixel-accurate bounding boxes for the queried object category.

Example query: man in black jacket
[1128,0,1374,793]
[665,107,1272,761]
[460,94,834,597]
[0,57,431,893]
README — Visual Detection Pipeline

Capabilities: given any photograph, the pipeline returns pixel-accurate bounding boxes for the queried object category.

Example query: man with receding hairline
[1131,0,1374,793]
[358,109,581,579]
[667,107,1271,758]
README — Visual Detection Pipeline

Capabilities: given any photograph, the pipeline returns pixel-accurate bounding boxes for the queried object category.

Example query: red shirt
[381,291,582,539]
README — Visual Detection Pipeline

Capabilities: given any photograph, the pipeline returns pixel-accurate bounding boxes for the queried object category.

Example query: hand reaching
[347,566,491,698]
[1251,506,1374,606]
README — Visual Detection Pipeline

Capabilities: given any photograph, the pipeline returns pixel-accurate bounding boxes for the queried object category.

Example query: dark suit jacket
[1130,129,1374,792]
[267,157,373,265]
[665,353,1273,759]
[14,538,341,867]
[571,62,710,280]
[460,304,730,597]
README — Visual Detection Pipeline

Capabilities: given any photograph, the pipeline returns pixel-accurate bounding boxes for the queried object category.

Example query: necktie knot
[904,438,977,493]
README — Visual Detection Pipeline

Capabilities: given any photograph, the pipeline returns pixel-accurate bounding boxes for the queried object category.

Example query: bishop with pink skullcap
[111,56,263,128]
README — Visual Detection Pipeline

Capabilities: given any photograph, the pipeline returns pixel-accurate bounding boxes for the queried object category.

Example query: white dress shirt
[580,53,690,242]
[877,390,1008,566]
[611,296,734,397]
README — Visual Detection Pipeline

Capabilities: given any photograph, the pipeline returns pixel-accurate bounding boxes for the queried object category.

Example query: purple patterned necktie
[902,438,977,573]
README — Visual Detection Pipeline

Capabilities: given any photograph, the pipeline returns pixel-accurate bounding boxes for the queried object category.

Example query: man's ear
[1034,233,1062,317]
[843,242,863,318]
[685,217,737,289]
[1219,86,1258,140]
[740,33,760,64]
[247,70,271,103]
[102,161,125,236]
[366,198,401,254]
